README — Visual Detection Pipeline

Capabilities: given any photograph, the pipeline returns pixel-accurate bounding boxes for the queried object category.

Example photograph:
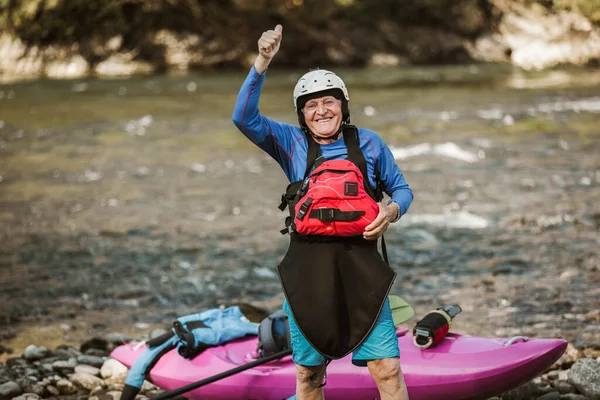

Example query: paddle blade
[389,295,415,326]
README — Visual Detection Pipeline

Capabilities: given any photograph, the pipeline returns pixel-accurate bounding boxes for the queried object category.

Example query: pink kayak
[111,327,566,400]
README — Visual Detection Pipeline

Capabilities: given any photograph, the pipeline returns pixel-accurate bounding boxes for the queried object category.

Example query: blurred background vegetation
[0,0,599,75]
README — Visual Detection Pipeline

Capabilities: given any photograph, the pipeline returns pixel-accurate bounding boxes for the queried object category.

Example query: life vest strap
[308,208,365,222]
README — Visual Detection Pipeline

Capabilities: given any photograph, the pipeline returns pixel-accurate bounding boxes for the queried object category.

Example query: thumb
[274,24,283,34]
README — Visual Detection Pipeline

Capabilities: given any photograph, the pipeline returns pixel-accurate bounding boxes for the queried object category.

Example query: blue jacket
[123,307,257,393]
[232,66,413,216]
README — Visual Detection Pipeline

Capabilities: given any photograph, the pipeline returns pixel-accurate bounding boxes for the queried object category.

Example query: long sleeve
[378,143,413,217]
[232,66,301,176]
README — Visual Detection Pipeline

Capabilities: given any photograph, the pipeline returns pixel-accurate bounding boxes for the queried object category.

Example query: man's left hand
[363,202,398,241]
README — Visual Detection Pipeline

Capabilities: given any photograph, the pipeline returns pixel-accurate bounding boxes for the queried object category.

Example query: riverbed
[0,64,598,357]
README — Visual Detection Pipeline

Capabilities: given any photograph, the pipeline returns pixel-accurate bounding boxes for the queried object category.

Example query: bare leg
[295,363,326,400]
[367,357,409,400]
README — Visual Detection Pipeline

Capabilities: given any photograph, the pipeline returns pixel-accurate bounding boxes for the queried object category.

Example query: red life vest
[293,159,380,236]
[278,125,384,237]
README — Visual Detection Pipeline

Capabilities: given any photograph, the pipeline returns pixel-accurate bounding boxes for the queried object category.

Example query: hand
[258,24,283,60]
[363,202,397,241]
[255,25,283,73]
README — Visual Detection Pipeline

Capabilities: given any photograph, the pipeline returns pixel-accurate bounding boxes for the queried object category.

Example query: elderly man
[232,24,412,400]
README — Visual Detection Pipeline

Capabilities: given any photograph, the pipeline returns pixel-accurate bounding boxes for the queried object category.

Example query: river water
[0,65,599,355]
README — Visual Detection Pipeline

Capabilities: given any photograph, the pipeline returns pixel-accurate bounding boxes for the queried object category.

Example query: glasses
[303,97,340,113]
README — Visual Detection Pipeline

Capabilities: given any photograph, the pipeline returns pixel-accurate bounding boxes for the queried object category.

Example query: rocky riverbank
[0,330,599,400]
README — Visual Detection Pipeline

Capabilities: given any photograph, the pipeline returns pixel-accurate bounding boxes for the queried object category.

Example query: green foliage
[554,0,600,23]
[0,0,597,69]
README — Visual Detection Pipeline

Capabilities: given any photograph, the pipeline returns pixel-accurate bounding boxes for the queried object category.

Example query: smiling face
[302,95,343,140]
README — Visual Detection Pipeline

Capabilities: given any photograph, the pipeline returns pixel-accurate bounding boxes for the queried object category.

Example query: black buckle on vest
[278,194,288,211]
[296,198,313,220]
[318,208,335,222]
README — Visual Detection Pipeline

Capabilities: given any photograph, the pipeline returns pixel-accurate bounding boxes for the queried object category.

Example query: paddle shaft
[153,348,293,400]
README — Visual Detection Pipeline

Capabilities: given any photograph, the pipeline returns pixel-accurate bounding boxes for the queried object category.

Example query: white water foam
[390,142,480,163]
[537,97,600,113]
[396,211,489,229]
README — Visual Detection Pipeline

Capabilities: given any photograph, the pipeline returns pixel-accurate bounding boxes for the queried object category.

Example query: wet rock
[100,358,128,381]
[557,344,582,369]
[15,378,43,397]
[52,359,77,374]
[553,380,577,394]
[74,364,100,376]
[105,391,122,400]
[501,380,539,399]
[6,358,28,369]
[22,346,51,361]
[11,394,40,400]
[54,347,80,360]
[81,337,109,353]
[0,381,22,400]
[559,394,591,400]
[55,378,77,395]
[106,333,128,346]
[537,392,560,400]
[77,355,105,368]
[69,371,106,391]
[568,358,600,398]
[582,349,600,359]
[547,370,561,381]
[44,385,59,396]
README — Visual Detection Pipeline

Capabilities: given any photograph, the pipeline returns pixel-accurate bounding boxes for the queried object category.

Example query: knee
[296,363,326,386]
[367,357,400,383]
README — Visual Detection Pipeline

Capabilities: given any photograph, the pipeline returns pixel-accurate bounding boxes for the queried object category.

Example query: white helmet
[293,69,349,112]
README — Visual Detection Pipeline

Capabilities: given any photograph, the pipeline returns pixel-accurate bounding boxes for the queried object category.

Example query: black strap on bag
[256,310,291,357]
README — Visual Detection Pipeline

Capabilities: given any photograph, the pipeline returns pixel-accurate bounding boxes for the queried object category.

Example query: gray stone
[22,346,51,361]
[75,364,100,376]
[539,385,558,395]
[557,344,582,369]
[54,347,80,360]
[100,358,128,381]
[149,329,169,339]
[69,371,106,391]
[52,359,76,373]
[81,337,108,353]
[56,379,77,395]
[547,371,561,381]
[106,382,124,392]
[11,394,41,400]
[559,394,590,400]
[77,355,105,368]
[568,358,600,398]
[501,381,539,399]
[39,363,53,373]
[106,333,128,345]
[105,391,122,400]
[537,392,560,400]
[6,358,28,369]
[553,380,577,394]
[44,385,60,396]
[0,381,22,400]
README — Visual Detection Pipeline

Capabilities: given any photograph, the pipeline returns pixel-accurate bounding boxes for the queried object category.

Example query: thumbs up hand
[258,24,283,60]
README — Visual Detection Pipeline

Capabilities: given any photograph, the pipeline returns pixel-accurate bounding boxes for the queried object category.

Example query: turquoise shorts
[282,297,400,367]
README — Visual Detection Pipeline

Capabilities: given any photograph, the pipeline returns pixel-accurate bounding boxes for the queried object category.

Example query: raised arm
[232,25,299,166]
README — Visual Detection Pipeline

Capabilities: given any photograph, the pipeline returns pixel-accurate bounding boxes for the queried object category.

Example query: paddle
[152,348,293,400]
[152,295,414,400]
[389,294,415,326]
